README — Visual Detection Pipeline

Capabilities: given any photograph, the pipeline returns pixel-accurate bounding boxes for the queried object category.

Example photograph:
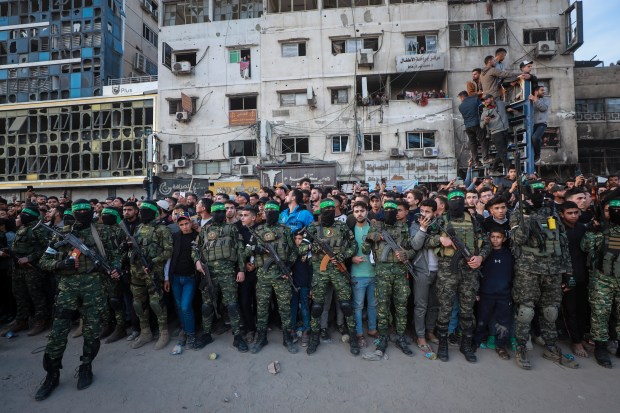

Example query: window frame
[163,1,209,27]
[332,37,379,54]
[523,28,560,45]
[405,131,436,150]
[168,142,196,160]
[330,88,349,105]
[142,23,158,46]
[449,20,507,47]
[279,91,308,107]
[363,133,381,152]
[229,139,258,157]
[331,134,350,153]
[167,97,198,115]
[229,95,258,110]
[281,42,307,58]
[281,136,310,154]
[404,33,438,55]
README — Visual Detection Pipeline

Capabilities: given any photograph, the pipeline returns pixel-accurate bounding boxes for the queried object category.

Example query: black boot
[375,335,388,354]
[594,341,612,368]
[192,333,213,350]
[99,323,114,339]
[460,335,477,363]
[283,331,298,354]
[233,334,249,353]
[395,335,413,356]
[35,354,61,401]
[438,334,449,362]
[76,362,93,390]
[349,334,360,356]
[307,332,320,355]
[251,330,268,354]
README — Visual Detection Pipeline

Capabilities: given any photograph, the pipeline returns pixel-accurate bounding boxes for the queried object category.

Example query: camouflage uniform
[192,221,246,336]
[100,224,125,329]
[510,207,572,345]
[11,220,49,323]
[129,219,173,334]
[363,221,414,338]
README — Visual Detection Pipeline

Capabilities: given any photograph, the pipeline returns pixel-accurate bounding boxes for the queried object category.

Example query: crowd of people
[1,170,620,401]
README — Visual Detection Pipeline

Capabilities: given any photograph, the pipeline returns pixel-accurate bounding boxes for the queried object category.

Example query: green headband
[102,208,122,223]
[609,199,620,208]
[447,191,465,201]
[63,210,73,216]
[383,201,397,210]
[140,202,159,213]
[264,202,280,211]
[211,203,226,212]
[71,203,92,212]
[320,199,335,209]
[530,182,545,190]
[22,207,40,217]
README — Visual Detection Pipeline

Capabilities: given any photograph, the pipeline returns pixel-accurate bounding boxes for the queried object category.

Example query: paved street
[1,327,618,413]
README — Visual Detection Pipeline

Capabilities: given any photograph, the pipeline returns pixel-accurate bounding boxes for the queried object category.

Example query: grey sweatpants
[412,270,439,338]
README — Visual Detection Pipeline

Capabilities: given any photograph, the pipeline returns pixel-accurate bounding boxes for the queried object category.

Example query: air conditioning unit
[174,159,187,168]
[423,147,439,158]
[357,49,374,68]
[307,86,317,108]
[239,165,255,176]
[536,41,557,57]
[390,148,404,157]
[133,52,146,72]
[161,162,176,172]
[176,111,190,122]
[286,153,301,163]
[234,156,247,165]
[172,61,192,74]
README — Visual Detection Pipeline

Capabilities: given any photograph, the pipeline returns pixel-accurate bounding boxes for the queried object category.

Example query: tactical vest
[203,223,238,262]
[598,227,620,276]
[438,216,478,258]
[317,222,347,254]
[377,223,409,263]
[12,224,36,256]
[521,213,562,257]
[133,223,164,263]
[57,226,101,274]
[253,224,288,268]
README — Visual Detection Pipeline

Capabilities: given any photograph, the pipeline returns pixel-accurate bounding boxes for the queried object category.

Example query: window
[168,97,198,115]
[229,49,251,63]
[142,0,159,21]
[269,0,317,13]
[406,131,435,149]
[330,88,348,104]
[194,161,221,175]
[537,79,551,96]
[280,92,308,107]
[174,51,197,67]
[332,37,379,54]
[332,135,349,153]
[142,23,158,46]
[404,34,438,54]
[162,42,173,69]
[607,98,620,114]
[230,96,257,110]
[282,42,306,57]
[281,136,310,154]
[363,134,381,151]
[575,99,604,113]
[449,20,507,47]
[523,28,559,45]
[213,0,263,21]
[163,1,209,26]
[169,143,196,160]
[229,139,257,157]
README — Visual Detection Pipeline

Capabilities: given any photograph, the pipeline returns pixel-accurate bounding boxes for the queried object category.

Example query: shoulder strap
[90,224,107,260]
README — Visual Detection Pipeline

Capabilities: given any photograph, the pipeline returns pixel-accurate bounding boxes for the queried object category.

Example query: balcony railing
[575,112,620,121]
[108,75,158,86]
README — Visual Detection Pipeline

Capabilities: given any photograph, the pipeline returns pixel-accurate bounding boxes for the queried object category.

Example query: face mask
[74,210,94,225]
[212,211,226,224]
[529,191,544,209]
[64,215,75,226]
[266,211,279,226]
[447,198,465,219]
[320,209,335,226]
[610,207,620,225]
[384,210,397,226]
[102,215,118,226]
[20,213,38,225]
[139,209,156,223]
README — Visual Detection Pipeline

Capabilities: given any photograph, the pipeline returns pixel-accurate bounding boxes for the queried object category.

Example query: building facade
[157,0,582,186]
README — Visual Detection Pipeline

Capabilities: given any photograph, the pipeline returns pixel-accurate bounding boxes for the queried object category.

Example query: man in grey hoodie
[529,85,550,163]
[480,55,528,99]
[481,94,512,174]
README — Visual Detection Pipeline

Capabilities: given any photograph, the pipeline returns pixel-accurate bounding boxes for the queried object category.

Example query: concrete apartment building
[158,0,583,188]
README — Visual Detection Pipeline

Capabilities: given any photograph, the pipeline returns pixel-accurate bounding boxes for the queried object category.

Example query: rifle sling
[90,224,107,260]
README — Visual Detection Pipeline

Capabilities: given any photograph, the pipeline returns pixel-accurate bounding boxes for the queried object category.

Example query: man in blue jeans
[290,230,312,346]
[350,201,377,348]
[169,214,199,354]
[529,85,549,164]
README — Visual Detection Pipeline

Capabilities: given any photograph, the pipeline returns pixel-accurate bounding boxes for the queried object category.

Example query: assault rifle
[304,229,356,286]
[34,221,115,274]
[247,226,299,292]
[192,240,220,318]
[435,221,483,278]
[380,229,415,277]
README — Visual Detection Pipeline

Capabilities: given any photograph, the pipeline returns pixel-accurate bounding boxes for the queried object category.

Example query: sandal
[495,347,510,360]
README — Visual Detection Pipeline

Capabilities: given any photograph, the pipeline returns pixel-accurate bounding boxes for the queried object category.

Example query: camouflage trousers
[45,274,104,363]
[375,263,410,336]
[13,265,49,322]
[436,259,479,335]
[201,261,241,336]
[589,269,620,342]
[310,263,355,333]
[256,271,292,331]
[512,269,562,344]
[130,270,167,332]
[101,276,125,327]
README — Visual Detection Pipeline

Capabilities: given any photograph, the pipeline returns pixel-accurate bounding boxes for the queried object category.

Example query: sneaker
[301,332,310,347]
[448,333,460,346]
[543,345,579,369]
[485,335,496,350]
[126,330,140,341]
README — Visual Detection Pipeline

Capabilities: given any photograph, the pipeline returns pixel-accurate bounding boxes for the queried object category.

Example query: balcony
[575,112,620,122]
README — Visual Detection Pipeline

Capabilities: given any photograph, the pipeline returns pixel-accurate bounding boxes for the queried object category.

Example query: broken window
[281,42,306,57]
[229,139,257,157]
[404,33,438,54]
[449,20,507,47]
[167,97,198,115]
[213,0,263,21]
[169,143,196,159]
[523,28,559,45]
[163,1,209,26]
[332,37,379,54]
[281,136,309,154]
[268,0,317,13]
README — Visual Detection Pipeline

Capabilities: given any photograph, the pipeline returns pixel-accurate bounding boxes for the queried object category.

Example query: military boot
[594,341,612,368]
[251,330,268,354]
[376,335,388,354]
[1,318,29,336]
[75,362,93,390]
[72,319,83,338]
[283,331,298,354]
[543,344,579,369]
[130,329,153,349]
[27,319,48,336]
[349,334,360,356]
[306,332,320,355]
[98,323,115,339]
[437,334,449,362]
[192,332,213,350]
[460,335,477,363]
[395,335,413,356]
[105,325,127,344]
[233,334,249,353]
[154,330,170,350]
[35,354,62,401]
[515,344,532,370]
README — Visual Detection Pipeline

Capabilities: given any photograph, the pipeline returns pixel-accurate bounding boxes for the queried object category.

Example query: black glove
[56,257,76,270]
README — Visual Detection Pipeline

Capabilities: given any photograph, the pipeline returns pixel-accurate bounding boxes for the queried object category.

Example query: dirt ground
[1,326,619,413]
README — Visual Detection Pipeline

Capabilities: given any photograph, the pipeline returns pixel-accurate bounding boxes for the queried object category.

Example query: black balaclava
[101,207,122,226]
[211,202,226,224]
[265,201,280,226]
[71,199,94,225]
[139,200,159,223]
[527,181,545,209]
[20,205,40,225]
[608,199,620,225]
[447,190,465,220]
[383,201,397,226]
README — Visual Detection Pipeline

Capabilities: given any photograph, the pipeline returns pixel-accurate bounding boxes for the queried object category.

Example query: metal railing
[108,75,158,85]
[575,112,620,121]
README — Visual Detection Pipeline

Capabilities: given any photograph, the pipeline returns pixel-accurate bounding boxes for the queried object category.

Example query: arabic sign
[395,54,445,72]
[156,178,210,197]
[364,159,457,184]
[212,180,261,195]
[102,81,158,96]
[229,109,257,126]
[260,164,337,188]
